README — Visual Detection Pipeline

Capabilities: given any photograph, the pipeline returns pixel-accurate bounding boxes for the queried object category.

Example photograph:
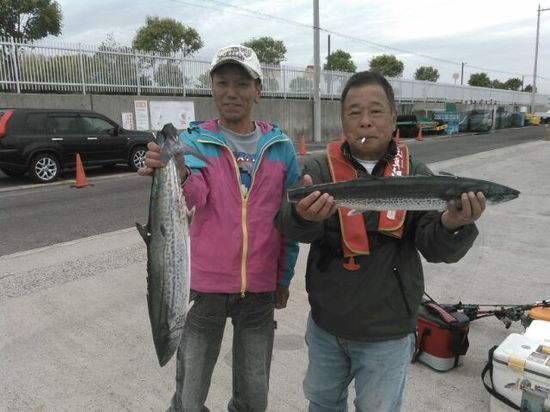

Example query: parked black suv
[0,108,154,183]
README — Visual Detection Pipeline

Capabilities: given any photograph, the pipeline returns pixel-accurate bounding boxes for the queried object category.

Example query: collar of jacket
[190,119,288,147]
[341,139,398,175]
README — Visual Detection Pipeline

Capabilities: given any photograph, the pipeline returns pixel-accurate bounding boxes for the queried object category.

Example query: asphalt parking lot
[1,139,550,411]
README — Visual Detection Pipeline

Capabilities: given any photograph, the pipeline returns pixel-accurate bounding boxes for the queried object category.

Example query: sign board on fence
[134,100,150,131]
[121,112,135,130]
[149,101,195,131]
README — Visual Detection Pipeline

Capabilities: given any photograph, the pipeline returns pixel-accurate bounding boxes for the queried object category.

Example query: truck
[396,115,447,138]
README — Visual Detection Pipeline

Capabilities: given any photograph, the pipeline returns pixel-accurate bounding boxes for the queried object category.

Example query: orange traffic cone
[72,153,90,188]
[416,127,423,142]
[394,128,401,144]
[298,135,308,155]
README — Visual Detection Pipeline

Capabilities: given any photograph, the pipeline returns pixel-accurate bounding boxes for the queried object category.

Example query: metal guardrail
[0,36,547,106]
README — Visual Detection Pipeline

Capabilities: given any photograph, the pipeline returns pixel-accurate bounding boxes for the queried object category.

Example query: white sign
[149,101,195,131]
[134,100,150,131]
[121,112,135,130]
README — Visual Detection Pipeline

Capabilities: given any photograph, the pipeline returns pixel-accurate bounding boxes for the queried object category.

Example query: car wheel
[29,153,60,183]
[129,146,146,171]
[1,168,26,177]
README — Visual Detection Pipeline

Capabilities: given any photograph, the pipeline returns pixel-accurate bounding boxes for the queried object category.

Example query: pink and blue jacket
[181,119,300,295]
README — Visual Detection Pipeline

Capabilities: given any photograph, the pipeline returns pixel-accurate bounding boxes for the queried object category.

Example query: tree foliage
[132,16,203,56]
[324,49,356,73]
[0,0,62,41]
[154,62,184,87]
[504,78,523,91]
[243,36,286,65]
[368,54,404,78]
[492,79,507,89]
[468,72,492,88]
[414,66,440,82]
[289,76,312,93]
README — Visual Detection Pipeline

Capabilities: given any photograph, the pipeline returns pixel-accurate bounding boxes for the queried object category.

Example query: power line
[169,0,548,81]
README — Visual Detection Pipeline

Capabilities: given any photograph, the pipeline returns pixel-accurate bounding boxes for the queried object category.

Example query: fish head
[459,179,521,205]
[484,184,521,205]
[156,123,184,163]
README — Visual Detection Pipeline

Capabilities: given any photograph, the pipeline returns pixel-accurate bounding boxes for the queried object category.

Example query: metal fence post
[10,37,21,93]
[181,55,186,97]
[134,51,141,96]
[78,43,86,95]
[282,66,286,99]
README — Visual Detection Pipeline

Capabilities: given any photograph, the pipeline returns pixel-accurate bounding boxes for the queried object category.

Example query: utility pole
[530,3,549,113]
[461,62,466,85]
[313,0,321,143]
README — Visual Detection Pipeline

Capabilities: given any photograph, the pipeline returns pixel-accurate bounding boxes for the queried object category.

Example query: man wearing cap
[139,45,300,412]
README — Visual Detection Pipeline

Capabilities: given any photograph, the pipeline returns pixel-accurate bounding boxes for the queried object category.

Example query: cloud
[50,0,550,93]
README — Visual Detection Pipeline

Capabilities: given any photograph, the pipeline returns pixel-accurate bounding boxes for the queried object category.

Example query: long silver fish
[287,174,520,212]
[136,123,194,367]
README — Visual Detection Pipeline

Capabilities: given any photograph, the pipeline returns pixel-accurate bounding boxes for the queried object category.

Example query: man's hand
[441,191,486,231]
[295,174,338,221]
[276,285,289,309]
[137,141,162,176]
[137,141,188,180]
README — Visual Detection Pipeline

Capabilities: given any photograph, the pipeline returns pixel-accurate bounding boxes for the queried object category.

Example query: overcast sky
[50,0,550,94]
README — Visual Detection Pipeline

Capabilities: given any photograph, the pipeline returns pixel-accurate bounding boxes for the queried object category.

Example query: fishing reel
[494,306,525,329]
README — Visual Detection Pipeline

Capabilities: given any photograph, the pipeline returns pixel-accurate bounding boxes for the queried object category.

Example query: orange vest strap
[327,141,408,259]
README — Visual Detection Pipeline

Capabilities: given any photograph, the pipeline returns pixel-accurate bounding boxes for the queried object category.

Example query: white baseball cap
[210,45,263,82]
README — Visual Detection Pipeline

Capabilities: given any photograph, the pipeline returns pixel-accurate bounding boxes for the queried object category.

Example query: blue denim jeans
[303,313,415,412]
[167,290,276,412]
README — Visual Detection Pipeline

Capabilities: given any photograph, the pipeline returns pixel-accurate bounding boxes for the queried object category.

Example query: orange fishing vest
[327,141,409,269]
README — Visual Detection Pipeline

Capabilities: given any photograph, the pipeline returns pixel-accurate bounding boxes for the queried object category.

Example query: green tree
[492,79,507,89]
[196,71,211,89]
[289,76,313,94]
[243,36,286,65]
[414,66,440,82]
[132,16,203,56]
[154,62,184,87]
[368,54,404,78]
[523,84,533,93]
[468,72,492,88]
[324,49,356,73]
[504,78,523,91]
[0,0,62,40]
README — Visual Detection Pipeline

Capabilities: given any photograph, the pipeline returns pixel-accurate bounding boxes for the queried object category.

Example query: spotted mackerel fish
[136,123,195,367]
[287,173,520,213]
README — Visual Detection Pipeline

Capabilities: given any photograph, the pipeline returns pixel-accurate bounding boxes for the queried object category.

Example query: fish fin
[135,222,151,243]
[438,170,457,177]
[186,206,195,224]
[186,299,195,314]
[347,209,363,216]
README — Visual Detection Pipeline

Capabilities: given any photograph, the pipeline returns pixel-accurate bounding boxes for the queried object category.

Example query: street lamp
[530,3,550,113]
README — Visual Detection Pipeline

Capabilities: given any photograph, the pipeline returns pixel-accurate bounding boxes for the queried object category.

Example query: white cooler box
[485,332,550,411]
[525,320,550,343]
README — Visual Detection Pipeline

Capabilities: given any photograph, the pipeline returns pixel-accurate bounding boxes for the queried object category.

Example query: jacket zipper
[239,135,286,296]
[392,267,412,316]
[197,133,288,297]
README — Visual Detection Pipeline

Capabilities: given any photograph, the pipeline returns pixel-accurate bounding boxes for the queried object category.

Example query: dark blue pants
[167,290,276,412]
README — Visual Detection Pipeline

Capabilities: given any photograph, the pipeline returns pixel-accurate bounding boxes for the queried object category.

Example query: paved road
[0,126,547,256]
[2,139,549,411]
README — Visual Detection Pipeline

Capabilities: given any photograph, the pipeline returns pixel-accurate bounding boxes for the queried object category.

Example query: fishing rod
[423,293,550,329]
